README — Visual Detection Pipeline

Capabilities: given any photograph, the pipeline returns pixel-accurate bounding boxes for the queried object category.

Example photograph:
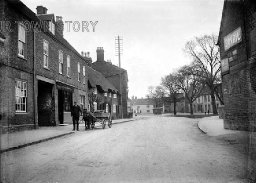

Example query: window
[82,66,86,84]
[204,95,207,102]
[80,95,85,109]
[43,40,49,68]
[18,24,26,58]
[59,50,63,74]
[109,93,112,98]
[113,94,117,98]
[77,62,80,81]
[93,102,97,111]
[113,104,116,113]
[147,110,150,113]
[15,80,27,112]
[67,55,70,77]
[93,88,97,95]
[104,92,107,97]
[64,91,72,112]
[49,21,55,35]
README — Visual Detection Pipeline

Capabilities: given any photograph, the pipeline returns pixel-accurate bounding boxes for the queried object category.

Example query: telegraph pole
[115,36,123,118]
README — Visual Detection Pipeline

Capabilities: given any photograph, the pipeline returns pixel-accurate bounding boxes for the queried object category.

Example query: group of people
[71,102,95,131]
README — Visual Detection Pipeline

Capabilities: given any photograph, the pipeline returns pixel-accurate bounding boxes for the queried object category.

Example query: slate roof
[37,14,55,21]
[92,61,127,78]
[88,66,118,93]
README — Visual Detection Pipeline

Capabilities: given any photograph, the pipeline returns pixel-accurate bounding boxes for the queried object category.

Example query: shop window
[64,91,72,112]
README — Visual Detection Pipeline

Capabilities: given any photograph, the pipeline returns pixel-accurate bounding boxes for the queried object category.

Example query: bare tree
[161,74,180,115]
[184,34,221,114]
[175,65,204,115]
[147,86,166,109]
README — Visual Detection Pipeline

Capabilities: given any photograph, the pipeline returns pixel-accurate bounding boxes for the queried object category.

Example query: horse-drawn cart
[92,110,112,129]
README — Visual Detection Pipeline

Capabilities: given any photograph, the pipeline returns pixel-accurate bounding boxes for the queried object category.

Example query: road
[1,116,247,183]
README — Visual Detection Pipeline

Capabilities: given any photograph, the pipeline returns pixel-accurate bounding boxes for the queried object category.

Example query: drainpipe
[33,28,37,129]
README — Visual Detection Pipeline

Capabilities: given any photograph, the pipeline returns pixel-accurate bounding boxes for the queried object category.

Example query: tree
[147,86,166,109]
[161,74,180,115]
[184,34,221,114]
[175,65,204,115]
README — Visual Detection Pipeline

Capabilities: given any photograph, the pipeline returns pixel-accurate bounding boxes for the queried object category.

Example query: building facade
[92,47,129,118]
[0,0,39,132]
[218,0,256,180]
[0,0,122,132]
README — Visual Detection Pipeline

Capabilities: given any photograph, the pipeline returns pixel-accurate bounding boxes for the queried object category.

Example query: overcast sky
[22,0,224,98]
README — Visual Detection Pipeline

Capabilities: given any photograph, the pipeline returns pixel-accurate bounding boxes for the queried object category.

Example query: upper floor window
[82,66,86,84]
[18,24,26,58]
[77,62,80,81]
[15,80,27,112]
[59,50,63,74]
[43,40,49,68]
[49,21,55,35]
[113,94,117,98]
[67,55,70,77]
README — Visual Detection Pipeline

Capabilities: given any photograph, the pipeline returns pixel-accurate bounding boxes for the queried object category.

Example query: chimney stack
[36,6,48,15]
[56,16,64,37]
[96,47,104,62]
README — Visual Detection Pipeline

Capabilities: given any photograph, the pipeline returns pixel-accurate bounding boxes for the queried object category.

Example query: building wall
[219,1,251,130]
[0,2,36,132]
[132,105,154,114]
[35,28,90,125]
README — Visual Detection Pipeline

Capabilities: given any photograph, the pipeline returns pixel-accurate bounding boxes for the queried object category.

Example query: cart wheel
[102,119,106,129]
[108,120,112,128]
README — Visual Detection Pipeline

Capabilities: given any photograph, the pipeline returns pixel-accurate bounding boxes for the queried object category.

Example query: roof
[92,61,127,78]
[87,66,118,93]
[7,0,39,22]
[131,98,154,106]
[37,14,55,21]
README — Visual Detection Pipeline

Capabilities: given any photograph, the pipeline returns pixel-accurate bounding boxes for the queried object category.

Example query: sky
[22,0,224,98]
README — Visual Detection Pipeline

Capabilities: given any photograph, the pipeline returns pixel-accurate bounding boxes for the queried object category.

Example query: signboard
[221,58,229,73]
[224,27,242,51]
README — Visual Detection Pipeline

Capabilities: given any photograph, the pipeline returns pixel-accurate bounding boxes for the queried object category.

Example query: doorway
[38,81,55,126]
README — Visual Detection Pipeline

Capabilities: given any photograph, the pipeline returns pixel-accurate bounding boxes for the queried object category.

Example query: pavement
[0,117,136,153]
[197,116,238,136]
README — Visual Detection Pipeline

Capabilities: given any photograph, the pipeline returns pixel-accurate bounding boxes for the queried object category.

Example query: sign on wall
[224,27,242,51]
[221,58,229,73]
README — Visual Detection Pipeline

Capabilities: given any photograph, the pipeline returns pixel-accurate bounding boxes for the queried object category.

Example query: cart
[92,110,112,129]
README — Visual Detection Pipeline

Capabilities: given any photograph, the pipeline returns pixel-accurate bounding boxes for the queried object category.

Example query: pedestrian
[71,102,81,131]
[83,108,95,130]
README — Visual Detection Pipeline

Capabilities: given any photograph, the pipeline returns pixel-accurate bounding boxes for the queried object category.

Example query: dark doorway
[58,90,64,124]
[58,90,72,124]
[38,81,55,126]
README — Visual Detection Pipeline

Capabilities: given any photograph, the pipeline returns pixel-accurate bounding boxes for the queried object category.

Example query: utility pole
[115,35,123,118]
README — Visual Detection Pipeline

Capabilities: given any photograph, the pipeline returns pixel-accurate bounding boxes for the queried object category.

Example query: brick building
[34,6,93,126]
[218,0,256,180]
[92,47,129,118]
[87,66,119,119]
[0,0,39,132]
[0,0,120,132]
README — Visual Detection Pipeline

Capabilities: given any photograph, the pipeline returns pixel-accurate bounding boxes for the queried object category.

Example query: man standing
[71,102,81,131]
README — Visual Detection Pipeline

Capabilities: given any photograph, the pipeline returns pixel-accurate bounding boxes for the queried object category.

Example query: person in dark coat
[83,108,95,130]
[71,102,81,131]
